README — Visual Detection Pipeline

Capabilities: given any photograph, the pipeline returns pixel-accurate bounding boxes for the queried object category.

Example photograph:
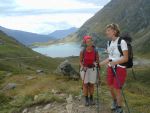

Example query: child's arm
[96,51,100,63]
[79,51,84,67]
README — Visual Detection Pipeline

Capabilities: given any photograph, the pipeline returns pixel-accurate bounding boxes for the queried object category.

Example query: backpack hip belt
[84,64,95,68]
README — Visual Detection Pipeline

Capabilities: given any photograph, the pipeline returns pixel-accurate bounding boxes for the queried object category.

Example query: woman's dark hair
[106,23,120,37]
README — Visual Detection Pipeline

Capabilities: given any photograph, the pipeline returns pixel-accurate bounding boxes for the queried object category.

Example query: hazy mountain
[49,27,78,39]
[66,0,150,56]
[0,26,54,46]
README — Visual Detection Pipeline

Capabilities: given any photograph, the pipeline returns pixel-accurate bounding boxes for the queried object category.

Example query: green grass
[0,74,80,113]
[0,60,150,113]
[0,31,64,74]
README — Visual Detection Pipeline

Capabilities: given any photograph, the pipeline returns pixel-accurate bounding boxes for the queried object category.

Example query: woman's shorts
[80,67,98,84]
[107,66,127,89]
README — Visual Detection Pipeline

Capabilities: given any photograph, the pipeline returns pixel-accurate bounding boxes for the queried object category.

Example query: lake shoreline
[32,42,82,58]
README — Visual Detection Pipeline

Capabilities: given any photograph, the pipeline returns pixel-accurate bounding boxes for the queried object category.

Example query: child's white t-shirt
[107,37,128,67]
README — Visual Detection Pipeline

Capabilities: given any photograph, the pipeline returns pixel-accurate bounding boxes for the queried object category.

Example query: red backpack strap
[81,48,86,63]
[94,47,99,62]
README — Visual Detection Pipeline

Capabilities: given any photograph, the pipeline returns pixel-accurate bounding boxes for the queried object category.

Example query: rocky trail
[22,95,111,113]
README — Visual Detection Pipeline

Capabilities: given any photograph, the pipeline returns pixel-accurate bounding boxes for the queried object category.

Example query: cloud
[0,0,102,16]
[0,13,94,34]
[0,8,102,16]
[76,0,111,5]
[0,0,110,34]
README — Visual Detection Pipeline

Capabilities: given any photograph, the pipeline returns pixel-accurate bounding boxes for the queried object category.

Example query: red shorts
[107,66,127,89]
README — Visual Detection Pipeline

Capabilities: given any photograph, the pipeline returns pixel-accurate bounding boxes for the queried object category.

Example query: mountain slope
[0,26,54,46]
[49,27,78,39]
[67,0,150,56]
[0,30,62,73]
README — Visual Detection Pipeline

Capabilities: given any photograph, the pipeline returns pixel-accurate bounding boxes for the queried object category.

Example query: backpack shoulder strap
[94,47,98,62]
[82,48,86,62]
[109,41,111,46]
[106,41,111,50]
[118,38,123,56]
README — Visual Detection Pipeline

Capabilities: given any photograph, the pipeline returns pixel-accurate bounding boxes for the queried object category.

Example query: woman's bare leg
[116,89,122,106]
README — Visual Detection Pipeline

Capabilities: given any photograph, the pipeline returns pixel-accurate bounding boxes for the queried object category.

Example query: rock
[55,60,79,79]
[34,95,38,101]
[3,83,17,90]
[36,69,44,75]
[5,72,12,77]
[43,103,51,110]
[35,106,41,113]
[35,110,40,113]
[22,108,28,113]
[66,94,73,113]
[52,89,59,95]
[66,104,73,113]
[27,76,36,80]
[59,93,67,98]
[66,94,73,104]
[0,39,5,45]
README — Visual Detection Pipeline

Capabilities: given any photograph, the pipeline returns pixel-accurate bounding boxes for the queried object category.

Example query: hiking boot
[89,95,95,105]
[115,106,123,113]
[84,96,89,106]
[111,99,117,110]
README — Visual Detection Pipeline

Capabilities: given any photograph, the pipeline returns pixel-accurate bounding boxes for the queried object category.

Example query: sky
[0,0,110,34]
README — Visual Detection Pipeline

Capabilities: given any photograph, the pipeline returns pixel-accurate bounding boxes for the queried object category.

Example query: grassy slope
[0,56,149,113]
[0,30,63,73]
[0,30,66,112]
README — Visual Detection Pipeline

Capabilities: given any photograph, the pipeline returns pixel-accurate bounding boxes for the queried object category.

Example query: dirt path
[22,96,111,113]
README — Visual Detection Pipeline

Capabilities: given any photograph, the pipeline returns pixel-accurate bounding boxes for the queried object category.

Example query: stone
[5,72,12,77]
[51,89,58,95]
[3,83,17,90]
[66,94,73,104]
[27,76,36,80]
[36,70,44,75]
[66,95,73,113]
[55,60,79,79]
[43,103,51,110]
[22,108,28,113]
[34,95,38,101]
[66,104,73,113]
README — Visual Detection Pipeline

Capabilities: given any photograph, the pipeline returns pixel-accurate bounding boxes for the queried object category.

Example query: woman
[80,35,100,106]
[101,24,128,113]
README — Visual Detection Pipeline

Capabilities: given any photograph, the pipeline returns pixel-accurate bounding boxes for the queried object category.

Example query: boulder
[36,69,45,75]
[43,103,51,110]
[22,108,28,113]
[0,39,5,45]
[27,76,36,80]
[34,95,39,101]
[55,60,79,79]
[3,83,17,90]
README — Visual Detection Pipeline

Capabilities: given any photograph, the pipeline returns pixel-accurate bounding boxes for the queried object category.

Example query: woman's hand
[100,58,109,66]
[109,61,117,67]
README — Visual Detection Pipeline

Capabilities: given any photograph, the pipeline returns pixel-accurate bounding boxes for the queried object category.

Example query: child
[80,35,100,106]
